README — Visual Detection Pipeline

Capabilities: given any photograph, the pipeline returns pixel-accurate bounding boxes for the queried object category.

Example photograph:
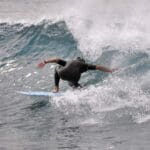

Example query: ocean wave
[0,20,80,65]
[0,19,149,125]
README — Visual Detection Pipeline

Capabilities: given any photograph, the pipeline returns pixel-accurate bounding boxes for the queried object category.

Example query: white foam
[64,0,150,59]
[52,74,150,115]
[25,73,32,78]
[135,114,150,124]
[80,118,99,126]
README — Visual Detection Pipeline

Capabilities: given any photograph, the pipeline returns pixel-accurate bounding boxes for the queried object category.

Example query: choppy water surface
[0,0,150,150]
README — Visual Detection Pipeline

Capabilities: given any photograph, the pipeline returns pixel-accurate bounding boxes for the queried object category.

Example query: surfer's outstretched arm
[96,65,118,73]
[38,58,66,68]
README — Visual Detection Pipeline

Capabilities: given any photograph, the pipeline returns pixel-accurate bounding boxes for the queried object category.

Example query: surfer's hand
[37,61,45,68]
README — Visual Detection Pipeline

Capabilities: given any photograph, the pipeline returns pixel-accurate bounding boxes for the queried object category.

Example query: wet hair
[76,57,85,63]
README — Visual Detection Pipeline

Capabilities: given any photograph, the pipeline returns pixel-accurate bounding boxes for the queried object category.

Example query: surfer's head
[76,57,85,63]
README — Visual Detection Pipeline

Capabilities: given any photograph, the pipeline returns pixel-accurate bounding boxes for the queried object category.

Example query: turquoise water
[0,0,150,150]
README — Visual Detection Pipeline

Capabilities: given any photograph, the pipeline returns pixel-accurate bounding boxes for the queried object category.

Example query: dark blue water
[0,1,150,149]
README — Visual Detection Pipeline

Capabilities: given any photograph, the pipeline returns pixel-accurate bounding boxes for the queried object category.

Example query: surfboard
[17,91,62,97]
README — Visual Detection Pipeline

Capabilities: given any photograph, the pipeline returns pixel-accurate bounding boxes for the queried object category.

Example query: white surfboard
[17,91,62,97]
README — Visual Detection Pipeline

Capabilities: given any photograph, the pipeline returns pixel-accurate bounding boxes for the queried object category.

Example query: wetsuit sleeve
[80,63,96,73]
[87,64,96,70]
[57,59,67,66]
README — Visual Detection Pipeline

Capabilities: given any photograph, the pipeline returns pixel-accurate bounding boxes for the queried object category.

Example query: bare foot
[52,86,59,93]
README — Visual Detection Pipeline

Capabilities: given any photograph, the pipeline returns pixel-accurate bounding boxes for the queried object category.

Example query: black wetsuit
[55,59,96,87]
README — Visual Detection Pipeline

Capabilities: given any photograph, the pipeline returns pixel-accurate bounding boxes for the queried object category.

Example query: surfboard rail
[17,91,62,97]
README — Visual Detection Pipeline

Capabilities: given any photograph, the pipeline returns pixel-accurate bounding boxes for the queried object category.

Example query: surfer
[38,57,117,92]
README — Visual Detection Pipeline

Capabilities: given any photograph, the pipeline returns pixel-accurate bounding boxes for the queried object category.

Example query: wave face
[0,1,150,150]
[0,21,79,62]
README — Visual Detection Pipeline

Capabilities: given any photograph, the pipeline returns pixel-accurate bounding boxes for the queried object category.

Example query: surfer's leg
[54,68,60,92]
[68,82,82,88]
[75,83,82,88]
